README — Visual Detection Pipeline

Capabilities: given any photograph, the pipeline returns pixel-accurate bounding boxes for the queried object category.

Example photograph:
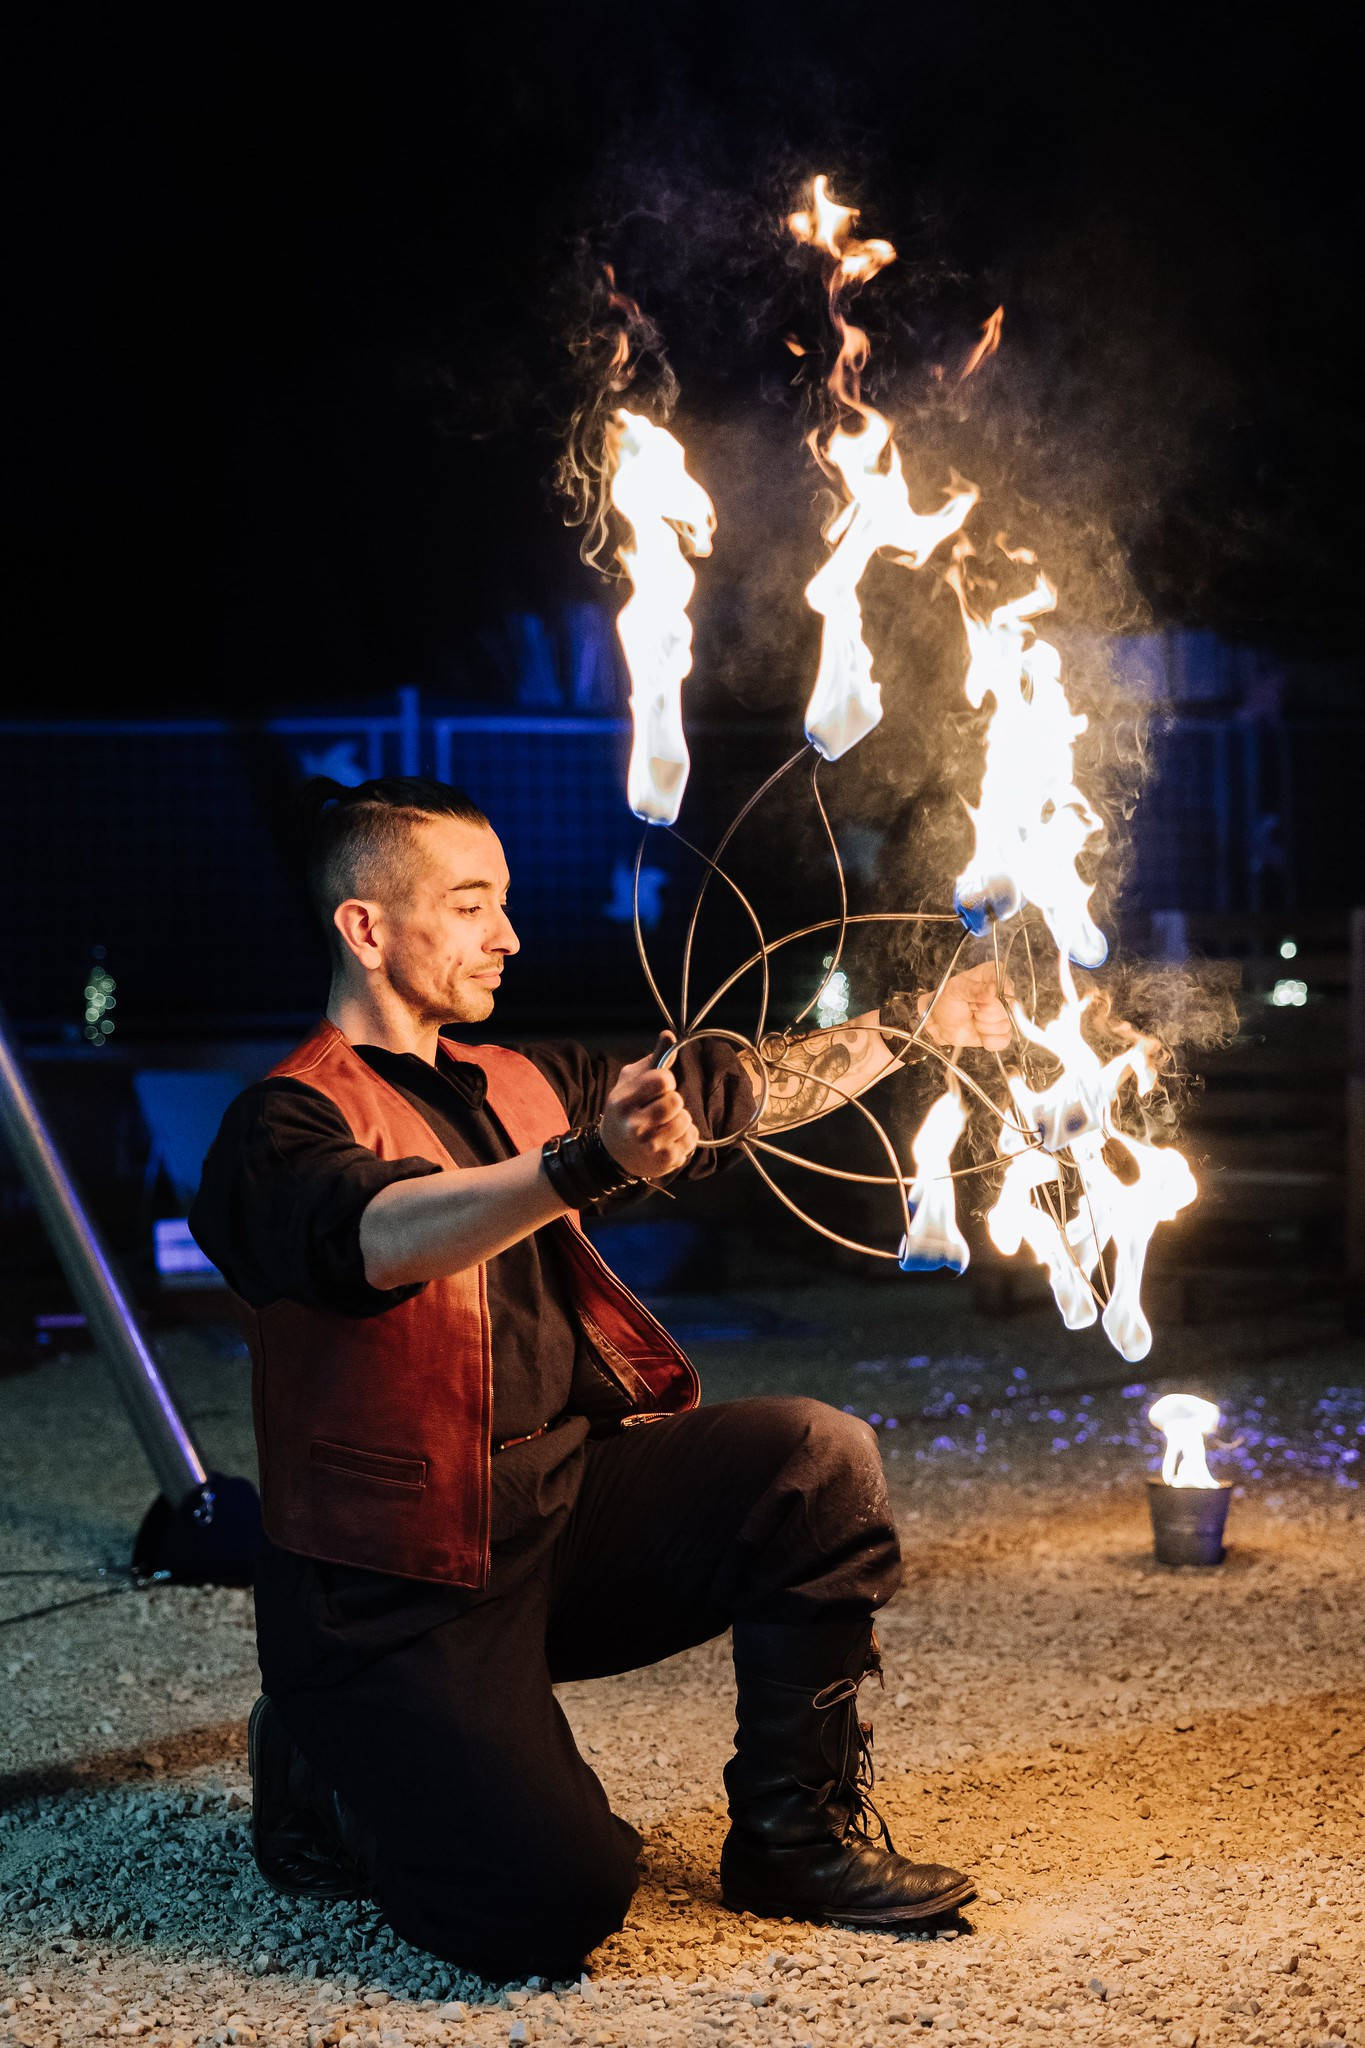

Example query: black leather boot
[247,1695,376,1901]
[721,1620,976,1926]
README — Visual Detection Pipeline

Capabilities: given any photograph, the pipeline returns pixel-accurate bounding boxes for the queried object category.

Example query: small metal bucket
[1147,1479,1232,1566]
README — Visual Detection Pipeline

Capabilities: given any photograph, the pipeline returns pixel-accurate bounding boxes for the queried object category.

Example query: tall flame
[783,174,1197,1363]
[939,525,1196,1356]
[898,1080,971,1273]
[1148,1393,1220,1488]
[607,408,716,826]
[948,560,1107,969]
[790,177,976,762]
[576,178,1201,1369]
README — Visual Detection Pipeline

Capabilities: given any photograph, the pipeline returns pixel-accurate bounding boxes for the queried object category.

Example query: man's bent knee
[770,1395,888,1499]
[727,1395,902,1619]
[728,1393,877,1473]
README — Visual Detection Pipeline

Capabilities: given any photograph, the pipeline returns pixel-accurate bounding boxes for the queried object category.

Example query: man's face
[371,816,520,1025]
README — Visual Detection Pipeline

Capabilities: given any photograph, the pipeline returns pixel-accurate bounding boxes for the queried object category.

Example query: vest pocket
[309,1439,427,1490]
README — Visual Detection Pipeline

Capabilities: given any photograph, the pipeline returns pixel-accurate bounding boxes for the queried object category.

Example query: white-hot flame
[778,176,1199,1361]
[988,1079,1098,1332]
[790,178,976,762]
[1148,1393,1220,1487]
[781,177,1195,1358]
[607,407,716,826]
[1010,954,1153,1154]
[1070,1128,1199,1361]
[985,960,1198,1360]
[949,562,1107,968]
[803,422,977,760]
[898,1079,970,1273]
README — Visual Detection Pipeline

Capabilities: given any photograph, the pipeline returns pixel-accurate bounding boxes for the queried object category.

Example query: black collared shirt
[190,1036,752,1547]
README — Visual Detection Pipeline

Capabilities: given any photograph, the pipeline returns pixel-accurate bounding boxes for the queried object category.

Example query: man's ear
[333,899,384,972]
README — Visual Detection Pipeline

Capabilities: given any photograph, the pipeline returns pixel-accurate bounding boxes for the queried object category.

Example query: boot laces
[806,1635,896,1853]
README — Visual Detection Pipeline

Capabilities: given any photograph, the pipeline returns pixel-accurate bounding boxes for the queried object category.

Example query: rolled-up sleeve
[189,1080,443,1315]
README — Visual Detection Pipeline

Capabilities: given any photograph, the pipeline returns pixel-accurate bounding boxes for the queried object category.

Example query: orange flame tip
[959,305,1004,383]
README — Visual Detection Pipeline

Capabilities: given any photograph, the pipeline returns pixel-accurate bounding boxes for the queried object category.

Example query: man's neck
[327,981,443,1065]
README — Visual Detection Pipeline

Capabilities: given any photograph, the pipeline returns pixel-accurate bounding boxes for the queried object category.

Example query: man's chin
[453,980,499,1023]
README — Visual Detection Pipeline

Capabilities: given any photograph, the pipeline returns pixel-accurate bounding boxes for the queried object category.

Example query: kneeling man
[192,776,1008,1979]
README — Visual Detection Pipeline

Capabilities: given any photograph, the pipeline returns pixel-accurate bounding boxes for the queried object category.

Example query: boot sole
[722,1875,977,1926]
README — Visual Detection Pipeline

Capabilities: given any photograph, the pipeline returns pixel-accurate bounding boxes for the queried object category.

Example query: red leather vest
[234,1020,697,1587]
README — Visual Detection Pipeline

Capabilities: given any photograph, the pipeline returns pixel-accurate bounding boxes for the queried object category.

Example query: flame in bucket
[607,408,716,826]
[789,178,976,761]
[1148,1393,1221,1488]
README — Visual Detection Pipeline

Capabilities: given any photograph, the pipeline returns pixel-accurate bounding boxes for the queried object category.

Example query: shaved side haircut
[302,776,491,963]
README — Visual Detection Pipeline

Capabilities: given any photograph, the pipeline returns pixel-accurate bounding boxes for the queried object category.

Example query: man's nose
[491,909,520,958]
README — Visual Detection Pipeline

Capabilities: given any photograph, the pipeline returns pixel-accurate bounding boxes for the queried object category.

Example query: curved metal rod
[1030,1157,1108,1314]
[866,930,1041,1141]
[751,1117,1105,1306]
[709,931,972,1148]
[678,743,810,1031]
[741,1143,901,1261]
[761,1052,915,1247]
[657,1025,771,1149]
[1073,1157,1114,1307]
[688,910,962,1036]
[633,831,677,1034]
[881,1027,1040,1138]
[665,824,774,1048]
[749,1136,1041,1186]
[784,756,849,1035]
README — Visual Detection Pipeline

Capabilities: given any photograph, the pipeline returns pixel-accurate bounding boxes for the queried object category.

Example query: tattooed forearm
[739,1014,917,1134]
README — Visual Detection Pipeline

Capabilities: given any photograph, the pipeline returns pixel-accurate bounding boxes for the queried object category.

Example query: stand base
[132,1471,261,1586]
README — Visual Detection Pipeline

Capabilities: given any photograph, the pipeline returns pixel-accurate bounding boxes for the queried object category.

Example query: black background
[8,2,1361,718]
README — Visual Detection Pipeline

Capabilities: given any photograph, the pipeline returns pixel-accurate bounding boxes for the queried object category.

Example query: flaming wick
[574,176,1201,1367]
[1148,1394,1221,1489]
[898,1079,971,1274]
[789,176,976,762]
[607,408,715,827]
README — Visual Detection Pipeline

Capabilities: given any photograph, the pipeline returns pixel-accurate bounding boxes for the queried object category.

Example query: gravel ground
[2,1276,1363,2048]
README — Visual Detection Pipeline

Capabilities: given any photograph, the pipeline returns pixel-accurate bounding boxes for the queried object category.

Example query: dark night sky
[8,3,1361,716]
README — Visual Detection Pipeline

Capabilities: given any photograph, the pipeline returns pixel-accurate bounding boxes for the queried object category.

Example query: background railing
[2,688,1361,1038]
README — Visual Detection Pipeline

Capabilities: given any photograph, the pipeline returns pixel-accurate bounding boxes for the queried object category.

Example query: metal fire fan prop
[590,176,1197,1364]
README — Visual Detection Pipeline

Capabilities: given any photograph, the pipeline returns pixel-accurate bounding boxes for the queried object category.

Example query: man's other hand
[600,1034,700,1181]
[917,962,1014,1051]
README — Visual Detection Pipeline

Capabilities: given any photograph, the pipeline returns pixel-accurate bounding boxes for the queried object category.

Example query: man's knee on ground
[376,1823,639,1978]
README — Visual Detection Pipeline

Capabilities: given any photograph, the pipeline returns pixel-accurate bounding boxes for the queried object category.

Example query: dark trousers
[253,1396,901,1979]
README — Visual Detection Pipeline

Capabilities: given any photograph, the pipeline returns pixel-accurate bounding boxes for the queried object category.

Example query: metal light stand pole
[1348,907,1365,1336]
[0,1003,259,1583]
